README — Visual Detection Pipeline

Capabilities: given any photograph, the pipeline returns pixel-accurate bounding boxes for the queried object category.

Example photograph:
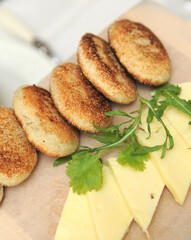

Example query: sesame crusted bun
[0,106,37,186]
[13,85,79,157]
[50,63,111,133]
[77,33,136,104]
[109,20,171,86]
[0,185,3,202]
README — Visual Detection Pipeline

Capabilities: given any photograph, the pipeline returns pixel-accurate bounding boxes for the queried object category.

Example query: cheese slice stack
[136,109,191,205]
[108,158,164,233]
[163,82,191,147]
[88,166,133,240]
[54,188,98,240]
[55,166,133,240]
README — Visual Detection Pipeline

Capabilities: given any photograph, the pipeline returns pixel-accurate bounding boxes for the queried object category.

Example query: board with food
[1,3,191,240]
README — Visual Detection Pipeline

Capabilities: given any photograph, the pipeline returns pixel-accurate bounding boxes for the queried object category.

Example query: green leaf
[159,82,181,95]
[132,145,162,155]
[156,100,169,119]
[53,155,72,167]
[147,88,161,124]
[89,124,121,144]
[117,135,149,171]
[105,110,133,118]
[66,152,103,194]
[88,133,120,144]
[159,94,191,118]
[53,149,89,167]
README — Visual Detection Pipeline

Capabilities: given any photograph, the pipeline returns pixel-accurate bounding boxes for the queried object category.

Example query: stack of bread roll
[0,19,171,204]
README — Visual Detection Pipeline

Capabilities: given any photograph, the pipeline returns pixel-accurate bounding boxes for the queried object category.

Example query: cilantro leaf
[117,135,149,171]
[66,152,103,194]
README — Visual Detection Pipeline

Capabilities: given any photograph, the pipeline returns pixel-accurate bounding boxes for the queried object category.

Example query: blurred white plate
[0,30,56,107]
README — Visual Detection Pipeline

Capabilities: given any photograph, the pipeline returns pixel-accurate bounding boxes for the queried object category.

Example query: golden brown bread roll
[108,19,171,86]
[77,33,136,104]
[50,63,111,133]
[13,85,79,157]
[0,106,37,186]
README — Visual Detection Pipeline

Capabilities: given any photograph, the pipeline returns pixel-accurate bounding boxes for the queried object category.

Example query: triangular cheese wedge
[163,82,191,147]
[54,188,98,240]
[108,158,164,233]
[87,166,133,240]
[136,109,191,205]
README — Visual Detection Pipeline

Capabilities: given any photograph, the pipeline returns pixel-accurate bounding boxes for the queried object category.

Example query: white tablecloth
[0,0,143,61]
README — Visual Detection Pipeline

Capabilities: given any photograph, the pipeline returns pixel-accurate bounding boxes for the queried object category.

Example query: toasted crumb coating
[109,19,171,86]
[0,106,37,186]
[13,85,79,157]
[50,63,112,133]
[78,33,136,104]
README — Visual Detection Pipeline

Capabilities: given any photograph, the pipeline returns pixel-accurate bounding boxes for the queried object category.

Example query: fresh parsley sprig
[54,83,191,194]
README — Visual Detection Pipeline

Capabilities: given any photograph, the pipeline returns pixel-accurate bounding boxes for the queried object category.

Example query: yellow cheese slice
[54,188,98,240]
[87,165,133,240]
[108,158,164,233]
[136,110,191,205]
[163,82,191,147]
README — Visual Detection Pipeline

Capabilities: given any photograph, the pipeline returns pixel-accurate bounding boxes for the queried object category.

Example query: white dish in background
[0,30,56,107]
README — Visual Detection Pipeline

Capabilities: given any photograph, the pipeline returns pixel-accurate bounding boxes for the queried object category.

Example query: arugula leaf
[117,135,149,171]
[158,94,191,120]
[132,145,162,155]
[105,110,134,118]
[139,94,174,157]
[87,123,122,144]
[151,83,191,122]
[146,88,161,127]
[66,152,103,194]
[159,82,181,95]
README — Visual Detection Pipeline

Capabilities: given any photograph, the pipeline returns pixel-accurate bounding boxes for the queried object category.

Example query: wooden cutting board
[1,1,191,240]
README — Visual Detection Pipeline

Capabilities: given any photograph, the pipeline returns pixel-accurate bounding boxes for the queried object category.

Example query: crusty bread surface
[0,106,37,186]
[0,185,3,202]
[77,33,136,104]
[13,85,79,157]
[108,19,171,86]
[50,63,111,133]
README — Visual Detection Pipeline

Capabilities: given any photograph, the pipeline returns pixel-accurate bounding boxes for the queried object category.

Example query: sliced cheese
[136,109,191,205]
[54,188,98,240]
[87,165,133,240]
[108,158,164,233]
[163,82,191,147]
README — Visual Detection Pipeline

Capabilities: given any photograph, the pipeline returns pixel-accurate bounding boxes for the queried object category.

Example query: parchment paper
[1,1,191,240]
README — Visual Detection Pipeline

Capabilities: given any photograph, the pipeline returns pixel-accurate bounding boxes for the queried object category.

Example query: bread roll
[50,63,111,133]
[78,33,136,104]
[13,85,79,157]
[109,19,171,86]
[0,106,37,186]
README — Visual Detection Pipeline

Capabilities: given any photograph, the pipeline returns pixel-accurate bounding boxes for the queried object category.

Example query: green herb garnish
[54,83,191,194]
